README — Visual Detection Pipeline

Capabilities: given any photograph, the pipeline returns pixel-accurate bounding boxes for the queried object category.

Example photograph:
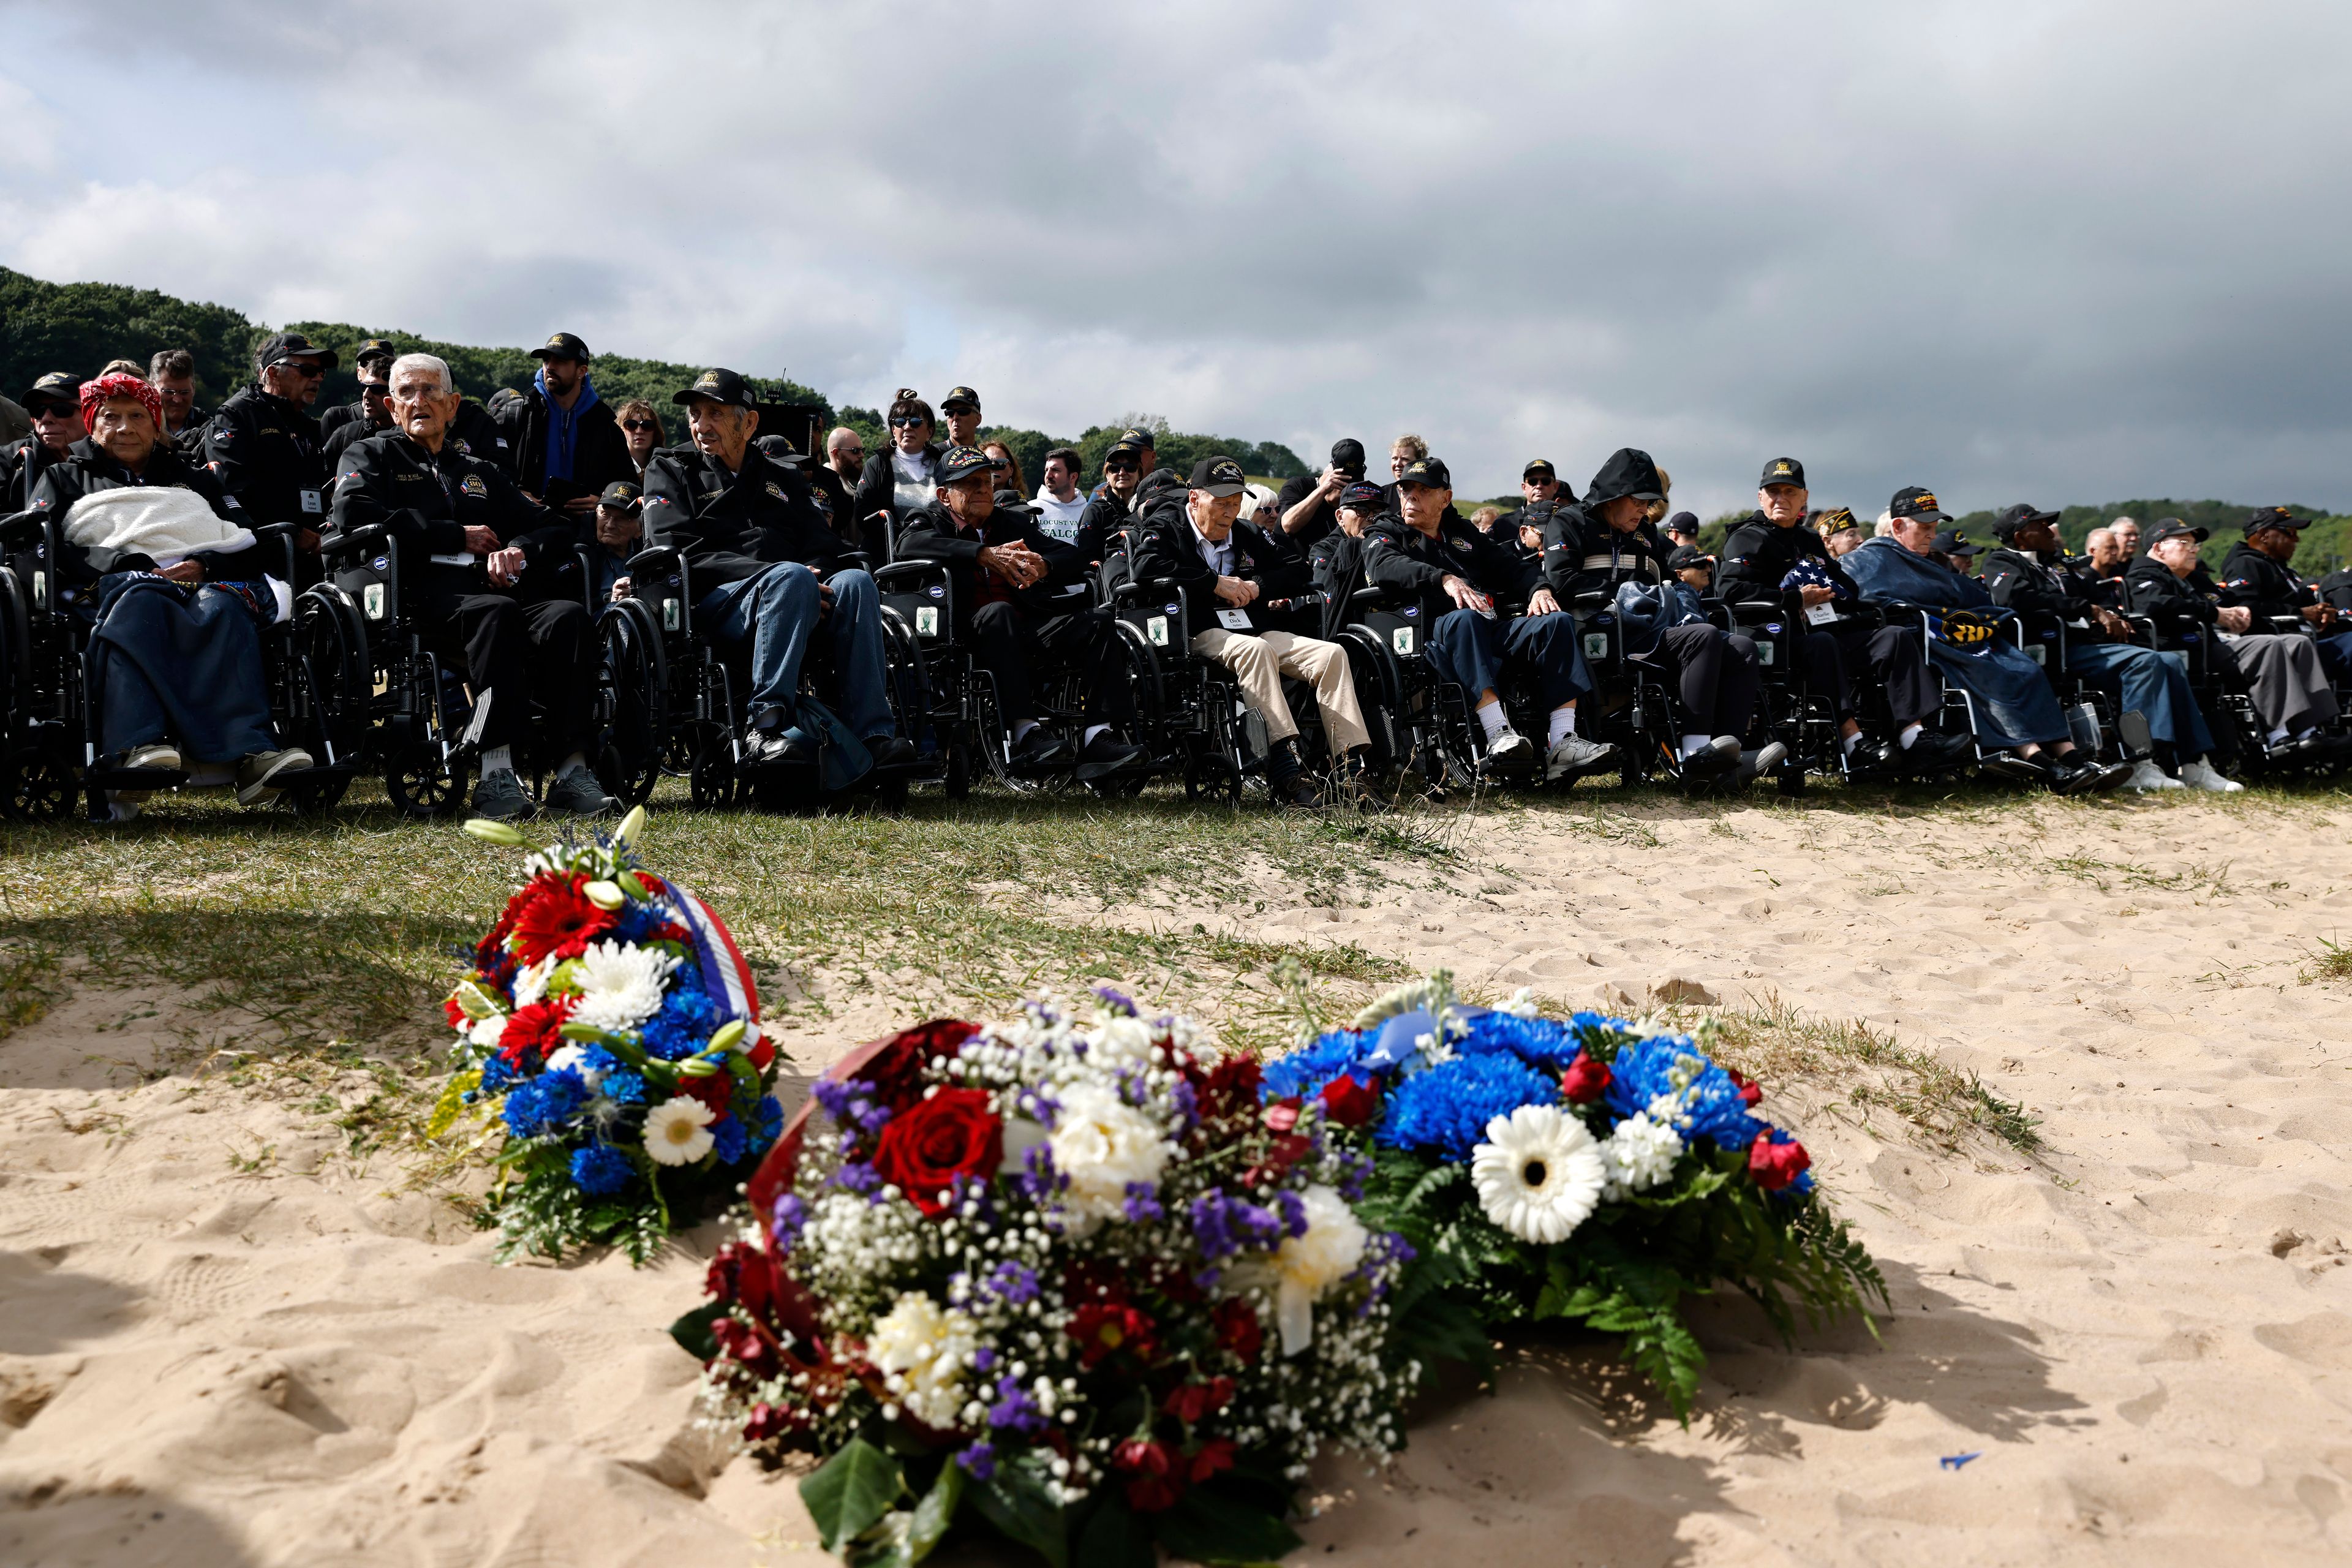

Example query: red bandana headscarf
[79,372,164,430]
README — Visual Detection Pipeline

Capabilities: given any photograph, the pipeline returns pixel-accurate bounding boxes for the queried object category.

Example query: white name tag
[1805,601,1838,625]
[1216,607,1253,631]
[299,488,323,514]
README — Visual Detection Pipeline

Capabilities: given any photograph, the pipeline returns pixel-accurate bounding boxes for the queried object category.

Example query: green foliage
[475,1148,672,1265]
[668,1300,728,1362]
[1153,1485,1304,1566]
[802,1439,907,1556]
[1949,497,2352,576]
[968,1460,1068,1568]
[1,266,255,409]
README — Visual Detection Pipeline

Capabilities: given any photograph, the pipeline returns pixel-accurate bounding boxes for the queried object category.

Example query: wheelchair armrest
[1349,586,1395,606]
[874,560,946,589]
[624,545,680,572]
[1113,576,1182,607]
[834,551,872,571]
[1572,591,1608,612]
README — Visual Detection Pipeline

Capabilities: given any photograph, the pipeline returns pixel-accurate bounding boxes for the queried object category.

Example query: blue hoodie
[536,366,601,484]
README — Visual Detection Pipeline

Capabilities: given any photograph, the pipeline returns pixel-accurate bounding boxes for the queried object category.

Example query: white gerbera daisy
[1599,1111,1684,1200]
[511,953,559,1009]
[643,1095,716,1166]
[1470,1104,1605,1244]
[1049,1082,1172,1231]
[470,1011,508,1054]
[1269,1184,1368,1357]
[568,940,677,1033]
[866,1292,978,1428]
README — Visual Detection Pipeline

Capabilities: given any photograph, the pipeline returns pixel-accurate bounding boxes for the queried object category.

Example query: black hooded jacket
[328,429,573,608]
[893,498,1087,631]
[1981,545,2119,640]
[2123,554,2225,636]
[491,380,633,502]
[20,439,248,592]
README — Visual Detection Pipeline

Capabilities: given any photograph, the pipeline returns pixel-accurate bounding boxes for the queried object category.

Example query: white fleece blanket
[62,486,290,622]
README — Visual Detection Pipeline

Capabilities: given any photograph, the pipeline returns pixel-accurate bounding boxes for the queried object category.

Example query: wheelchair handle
[874,560,946,589]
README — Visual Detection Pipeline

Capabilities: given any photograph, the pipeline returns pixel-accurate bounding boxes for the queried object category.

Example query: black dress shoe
[1980,752,2046,786]
[1681,736,1742,777]
[867,735,916,767]
[1905,730,1975,771]
[2046,755,2128,795]
[1011,726,1071,769]
[1844,736,1896,774]
[1072,731,1148,782]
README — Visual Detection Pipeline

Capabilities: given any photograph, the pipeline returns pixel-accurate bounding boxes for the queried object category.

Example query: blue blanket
[1844,537,2067,747]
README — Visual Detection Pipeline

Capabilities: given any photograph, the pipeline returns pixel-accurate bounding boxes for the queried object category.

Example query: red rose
[509,872,619,965]
[1728,1069,1764,1108]
[870,1087,1002,1215]
[1162,1377,1235,1423]
[1319,1074,1379,1127]
[1069,1301,1158,1368]
[1561,1053,1611,1104]
[1186,1438,1237,1484]
[681,1072,734,1115]
[1748,1134,1811,1192]
[743,1401,800,1442]
[1212,1298,1264,1365]
[1114,1440,1183,1513]
[858,1020,981,1111]
[1188,1054,1264,1123]
[499,995,576,1065]
[706,1240,778,1317]
[710,1314,777,1378]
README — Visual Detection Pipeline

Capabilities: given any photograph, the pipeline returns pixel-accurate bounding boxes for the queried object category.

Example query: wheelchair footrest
[86,766,189,791]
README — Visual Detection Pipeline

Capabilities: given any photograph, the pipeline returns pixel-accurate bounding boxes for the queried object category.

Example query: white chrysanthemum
[470,1012,508,1054]
[568,939,677,1033]
[1470,1104,1605,1244]
[1497,987,1542,1020]
[1599,1111,1683,1200]
[1270,1184,1368,1357]
[866,1292,978,1428]
[545,1044,604,1088]
[643,1095,716,1165]
[1049,1082,1172,1229]
[511,953,559,1009]
[1414,1030,1457,1068]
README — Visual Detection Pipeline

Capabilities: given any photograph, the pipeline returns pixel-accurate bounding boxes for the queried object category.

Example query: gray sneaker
[545,764,618,818]
[1544,733,1617,782]
[236,747,314,806]
[471,767,538,822]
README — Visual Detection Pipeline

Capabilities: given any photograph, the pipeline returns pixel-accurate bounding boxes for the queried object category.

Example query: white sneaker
[2123,760,2184,791]
[1482,728,1534,769]
[2179,758,2245,793]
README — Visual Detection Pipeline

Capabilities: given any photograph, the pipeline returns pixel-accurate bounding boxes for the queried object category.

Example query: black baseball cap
[1664,510,1698,535]
[1585,447,1664,505]
[1331,438,1366,473]
[941,385,980,413]
[673,368,754,409]
[1760,457,1806,489]
[1989,502,2059,540]
[2147,518,2208,545]
[1337,480,1385,513]
[1189,455,1248,497]
[2245,505,2309,534]
[1667,545,1711,571]
[531,331,590,361]
[937,444,996,483]
[21,371,79,408]
[992,487,1038,514]
[257,331,337,369]
[597,481,643,513]
[1813,505,1859,535]
[354,337,398,367]
[1889,486,1949,524]
[1104,438,1146,464]
[1116,427,1155,450]
[1523,458,1558,481]
[1396,456,1452,490]
[1931,528,1979,557]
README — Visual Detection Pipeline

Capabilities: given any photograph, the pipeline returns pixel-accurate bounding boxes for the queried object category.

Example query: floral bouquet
[1265,973,1885,1416]
[432,807,785,1264]
[679,992,1415,1567]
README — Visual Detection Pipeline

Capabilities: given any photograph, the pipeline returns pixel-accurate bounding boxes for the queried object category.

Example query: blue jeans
[2067,641,2214,756]
[696,564,895,740]
[92,578,276,761]
[1423,608,1592,710]
[2318,628,2352,684]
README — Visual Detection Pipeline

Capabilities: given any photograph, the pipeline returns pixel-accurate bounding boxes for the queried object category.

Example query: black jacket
[318,398,369,443]
[323,411,395,464]
[1131,510,1310,632]
[1539,505,1672,601]
[201,383,326,529]
[1716,511,1858,605]
[805,462,870,557]
[19,439,251,594]
[894,499,1086,630]
[853,443,945,548]
[2,435,72,514]
[491,381,633,503]
[2216,539,2322,622]
[1364,511,1539,620]
[1981,546,2119,639]
[328,429,572,607]
[2123,556,2223,637]
[2319,567,2352,612]
[1307,526,1376,637]
[640,443,854,592]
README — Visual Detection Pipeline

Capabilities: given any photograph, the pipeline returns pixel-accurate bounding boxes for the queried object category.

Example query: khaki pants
[1190,627,1370,755]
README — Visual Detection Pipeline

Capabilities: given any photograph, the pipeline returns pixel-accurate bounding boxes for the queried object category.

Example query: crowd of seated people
[5,330,2347,823]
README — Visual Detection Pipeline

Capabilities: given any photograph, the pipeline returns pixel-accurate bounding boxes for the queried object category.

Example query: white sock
[2267,725,2290,744]
[1842,731,1861,756]
[1477,700,1507,741]
[1012,719,1039,742]
[1547,707,1574,747]
[1680,733,1711,758]
[481,745,514,777]
[1899,722,1923,751]
[1082,724,1110,746]
[558,751,587,774]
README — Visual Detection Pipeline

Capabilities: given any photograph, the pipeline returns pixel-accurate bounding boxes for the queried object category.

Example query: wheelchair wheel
[387,742,464,817]
[1776,760,1807,798]
[944,737,973,800]
[1183,755,1243,805]
[598,601,665,805]
[687,719,739,808]
[5,753,77,822]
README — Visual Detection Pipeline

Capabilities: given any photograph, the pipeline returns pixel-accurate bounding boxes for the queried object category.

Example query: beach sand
[6,794,2351,1566]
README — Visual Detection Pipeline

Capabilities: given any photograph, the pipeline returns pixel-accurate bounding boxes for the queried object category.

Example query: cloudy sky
[4,1,2347,514]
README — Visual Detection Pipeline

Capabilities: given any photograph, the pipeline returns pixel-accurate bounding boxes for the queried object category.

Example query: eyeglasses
[621,419,660,432]
[360,382,390,397]
[275,360,327,378]
[889,415,929,428]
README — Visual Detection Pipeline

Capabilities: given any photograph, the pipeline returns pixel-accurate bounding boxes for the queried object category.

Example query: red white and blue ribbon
[661,880,760,1030]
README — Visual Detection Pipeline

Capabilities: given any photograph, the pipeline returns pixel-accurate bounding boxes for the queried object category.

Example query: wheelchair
[1712,592,1839,796]
[0,509,360,821]
[320,524,625,817]
[2002,609,2151,765]
[2131,606,2352,782]
[603,548,925,812]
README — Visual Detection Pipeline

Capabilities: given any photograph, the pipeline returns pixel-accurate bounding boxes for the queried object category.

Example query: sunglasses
[835,447,866,459]
[621,419,660,432]
[1103,460,1139,474]
[275,360,327,377]
[889,415,929,428]
[28,403,75,420]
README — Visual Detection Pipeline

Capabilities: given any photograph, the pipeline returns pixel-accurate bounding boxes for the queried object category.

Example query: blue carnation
[503,1069,590,1137]
[1379,1053,1556,1160]
[575,1045,620,1078]
[640,987,720,1061]
[1262,1030,1371,1101]
[480,1054,518,1093]
[570,1144,634,1196]
[1457,1010,1583,1069]
[1605,1036,1764,1151]
[750,1095,784,1152]
[601,1069,647,1105]
[710,1115,748,1166]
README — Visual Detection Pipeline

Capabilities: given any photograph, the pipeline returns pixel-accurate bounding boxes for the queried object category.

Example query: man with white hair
[330,353,615,821]
[2109,516,2141,565]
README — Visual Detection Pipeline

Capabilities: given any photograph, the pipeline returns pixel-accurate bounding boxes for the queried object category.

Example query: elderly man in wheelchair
[15,372,312,820]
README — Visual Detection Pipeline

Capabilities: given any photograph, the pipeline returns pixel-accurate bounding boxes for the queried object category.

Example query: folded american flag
[1783,556,1852,601]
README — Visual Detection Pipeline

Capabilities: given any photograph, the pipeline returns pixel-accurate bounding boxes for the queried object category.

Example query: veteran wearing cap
[319,338,398,446]
[2220,507,2352,681]
[1132,456,1381,808]
[4,371,88,510]
[896,443,1150,780]
[1305,479,1388,637]
[1273,437,1370,552]
[489,331,633,514]
[940,386,984,450]
[1662,512,1700,552]
[587,480,645,604]
[1499,458,1575,549]
[202,331,337,574]
[330,352,616,821]
[639,368,910,775]
[1071,429,1150,567]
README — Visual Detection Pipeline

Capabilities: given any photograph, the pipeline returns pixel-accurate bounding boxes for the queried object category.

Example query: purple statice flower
[1123,1182,1164,1224]
[810,1078,860,1121]
[973,1346,997,1374]
[1333,1147,1374,1203]
[1093,985,1137,1016]
[981,1261,1040,1308]
[957,1441,997,1481]
[770,1193,810,1255]
[1189,1193,1289,1262]
[1167,1078,1199,1133]
[1353,1232,1417,1308]
[988,1376,1049,1434]
[1274,1188,1308,1240]
[1015,1144,1063,1203]
[834,1161,882,1196]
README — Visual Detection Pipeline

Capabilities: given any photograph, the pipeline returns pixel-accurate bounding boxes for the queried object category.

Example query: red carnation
[499,995,576,1065]
[710,1314,777,1378]
[1748,1134,1811,1192]
[1189,1054,1264,1123]
[1186,1438,1237,1484]
[443,995,470,1030]
[509,872,619,965]
[870,1087,1003,1216]
[1212,1298,1263,1365]
[681,1072,734,1115]
[1114,1440,1183,1513]
[1243,1132,1313,1189]
[1728,1068,1764,1107]
[1561,1053,1611,1104]
[1069,1300,1158,1368]
[706,1240,779,1317]
[858,1019,981,1112]
[1162,1377,1235,1423]
[1319,1074,1379,1127]
[742,1402,801,1442]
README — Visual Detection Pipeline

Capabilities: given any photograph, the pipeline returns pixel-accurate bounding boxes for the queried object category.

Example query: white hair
[388,352,456,396]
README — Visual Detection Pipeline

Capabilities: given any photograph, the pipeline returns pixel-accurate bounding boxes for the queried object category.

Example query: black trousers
[967,601,1134,728]
[437,592,597,753]
[1800,620,1940,728]
[1651,622,1760,737]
